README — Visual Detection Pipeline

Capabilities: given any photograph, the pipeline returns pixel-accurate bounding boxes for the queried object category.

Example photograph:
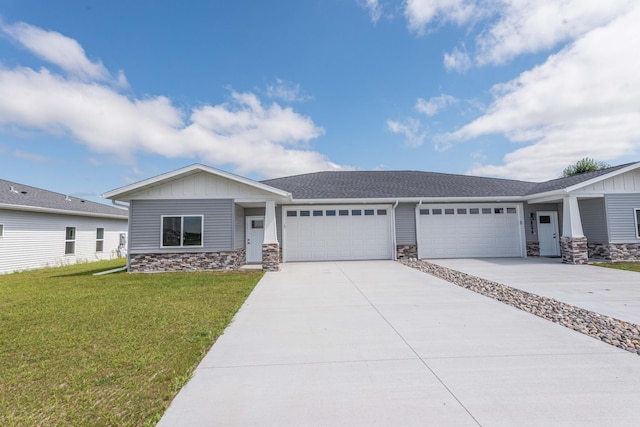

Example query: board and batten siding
[578,199,608,243]
[395,203,417,245]
[129,199,233,253]
[0,209,127,274]
[605,194,640,243]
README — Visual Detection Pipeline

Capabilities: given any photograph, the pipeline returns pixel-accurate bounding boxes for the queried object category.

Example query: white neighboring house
[0,178,128,274]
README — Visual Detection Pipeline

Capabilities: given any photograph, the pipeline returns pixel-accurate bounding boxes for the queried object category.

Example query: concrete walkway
[158,261,640,426]
[430,257,640,325]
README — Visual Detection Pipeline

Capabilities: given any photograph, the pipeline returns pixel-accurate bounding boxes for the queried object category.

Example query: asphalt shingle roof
[0,178,128,218]
[262,171,538,199]
[524,163,635,195]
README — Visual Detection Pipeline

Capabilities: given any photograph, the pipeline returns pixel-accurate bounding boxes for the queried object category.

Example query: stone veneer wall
[396,244,418,260]
[560,236,588,265]
[526,241,540,257]
[262,243,280,272]
[129,249,246,272]
[588,242,640,261]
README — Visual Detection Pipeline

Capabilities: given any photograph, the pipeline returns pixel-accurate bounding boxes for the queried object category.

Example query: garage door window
[352,210,362,216]
[326,210,336,216]
[300,210,310,217]
[364,209,374,216]
[433,209,442,215]
[377,209,387,215]
[287,211,297,217]
[470,208,479,214]
[482,208,491,214]
[420,209,429,215]
[339,210,349,216]
[313,210,323,216]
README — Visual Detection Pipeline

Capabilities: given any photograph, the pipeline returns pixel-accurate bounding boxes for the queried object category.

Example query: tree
[561,158,611,177]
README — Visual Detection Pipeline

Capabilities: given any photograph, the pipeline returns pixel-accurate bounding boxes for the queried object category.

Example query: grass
[592,261,640,272]
[0,259,263,426]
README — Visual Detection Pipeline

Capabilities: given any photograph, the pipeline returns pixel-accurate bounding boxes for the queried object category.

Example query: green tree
[562,158,611,177]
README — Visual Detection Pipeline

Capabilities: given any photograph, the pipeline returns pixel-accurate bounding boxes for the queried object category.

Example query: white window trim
[635,208,640,239]
[96,228,105,252]
[65,226,76,255]
[160,215,204,248]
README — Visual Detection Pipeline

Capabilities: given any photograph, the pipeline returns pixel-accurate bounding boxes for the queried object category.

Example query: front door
[246,216,265,263]
[537,211,560,256]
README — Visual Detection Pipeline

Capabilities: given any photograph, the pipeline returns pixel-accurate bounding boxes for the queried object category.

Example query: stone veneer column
[526,241,540,257]
[396,244,417,259]
[561,236,588,265]
[262,243,280,271]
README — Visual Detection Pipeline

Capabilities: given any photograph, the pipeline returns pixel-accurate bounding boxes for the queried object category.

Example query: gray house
[1,179,129,274]
[102,162,640,272]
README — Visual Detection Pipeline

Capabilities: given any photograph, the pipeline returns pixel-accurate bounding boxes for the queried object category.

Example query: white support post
[263,200,278,244]
[561,196,584,238]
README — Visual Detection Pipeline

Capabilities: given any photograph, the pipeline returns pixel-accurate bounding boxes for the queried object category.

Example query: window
[539,215,551,224]
[482,208,491,214]
[251,219,264,229]
[507,207,517,214]
[432,209,442,215]
[352,209,362,216]
[339,210,349,216]
[96,228,104,252]
[420,209,429,215]
[326,210,336,216]
[494,208,504,214]
[469,208,479,214]
[377,209,387,215]
[364,209,374,216]
[300,210,310,217]
[313,210,323,216]
[0,224,3,237]
[457,208,467,214]
[444,208,454,215]
[286,211,297,217]
[161,216,203,247]
[65,227,76,255]
[635,209,640,238]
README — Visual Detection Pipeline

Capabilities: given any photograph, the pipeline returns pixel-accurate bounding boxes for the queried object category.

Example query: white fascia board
[284,196,524,205]
[0,203,128,220]
[102,164,291,200]
[564,162,640,192]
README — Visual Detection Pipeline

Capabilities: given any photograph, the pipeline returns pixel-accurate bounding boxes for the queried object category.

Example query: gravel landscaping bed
[401,259,640,356]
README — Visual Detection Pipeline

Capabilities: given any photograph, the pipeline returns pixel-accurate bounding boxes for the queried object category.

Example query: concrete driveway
[430,257,640,325]
[158,261,640,427]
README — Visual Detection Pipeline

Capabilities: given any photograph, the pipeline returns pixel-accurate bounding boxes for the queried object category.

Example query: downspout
[392,200,399,260]
[416,200,422,260]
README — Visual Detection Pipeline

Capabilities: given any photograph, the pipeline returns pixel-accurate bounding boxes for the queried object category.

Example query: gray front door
[537,211,560,256]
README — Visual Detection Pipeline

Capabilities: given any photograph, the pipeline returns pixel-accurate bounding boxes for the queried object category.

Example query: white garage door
[418,205,524,259]
[284,205,393,262]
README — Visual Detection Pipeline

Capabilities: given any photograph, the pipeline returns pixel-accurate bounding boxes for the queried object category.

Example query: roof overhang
[102,164,291,202]
[0,203,128,220]
[284,196,525,205]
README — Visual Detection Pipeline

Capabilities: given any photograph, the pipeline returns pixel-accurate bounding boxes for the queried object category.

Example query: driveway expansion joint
[401,260,640,356]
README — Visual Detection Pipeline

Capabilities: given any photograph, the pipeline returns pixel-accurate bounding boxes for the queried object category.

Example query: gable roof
[524,162,637,196]
[262,171,537,199]
[0,179,128,219]
[102,164,290,201]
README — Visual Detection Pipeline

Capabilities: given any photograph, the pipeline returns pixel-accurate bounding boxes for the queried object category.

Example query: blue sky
[0,0,639,204]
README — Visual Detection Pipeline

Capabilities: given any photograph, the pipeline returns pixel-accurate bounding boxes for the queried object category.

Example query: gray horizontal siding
[523,202,561,242]
[605,194,640,242]
[579,199,607,243]
[234,205,245,249]
[395,203,416,245]
[130,199,233,253]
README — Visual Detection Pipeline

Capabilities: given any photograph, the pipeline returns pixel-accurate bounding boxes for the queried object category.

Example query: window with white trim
[635,208,640,238]
[96,228,104,252]
[65,227,76,255]
[161,215,203,247]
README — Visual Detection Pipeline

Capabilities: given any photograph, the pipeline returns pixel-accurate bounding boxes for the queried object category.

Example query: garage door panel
[419,204,523,259]
[285,205,392,262]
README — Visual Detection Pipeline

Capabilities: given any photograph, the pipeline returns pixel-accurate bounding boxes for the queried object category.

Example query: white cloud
[404,0,481,34]
[475,0,636,65]
[265,78,310,103]
[387,118,426,147]
[416,94,457,116]
[1,21,113,82]
[0,22,347,179]
[450,5,640,180]
[357,0,383,23]
[443,47,471,72]
[13,149,50,163]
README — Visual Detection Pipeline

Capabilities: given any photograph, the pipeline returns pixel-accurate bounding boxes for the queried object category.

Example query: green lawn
[592,262,640,272]
[0,259,263,426]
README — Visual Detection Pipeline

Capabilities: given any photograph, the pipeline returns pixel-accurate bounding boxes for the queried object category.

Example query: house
[0,179,129,274]
[102,162,640,272]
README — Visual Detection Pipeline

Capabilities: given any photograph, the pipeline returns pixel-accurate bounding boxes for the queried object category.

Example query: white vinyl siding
[418,204,524,259]
[0,209,127,274]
